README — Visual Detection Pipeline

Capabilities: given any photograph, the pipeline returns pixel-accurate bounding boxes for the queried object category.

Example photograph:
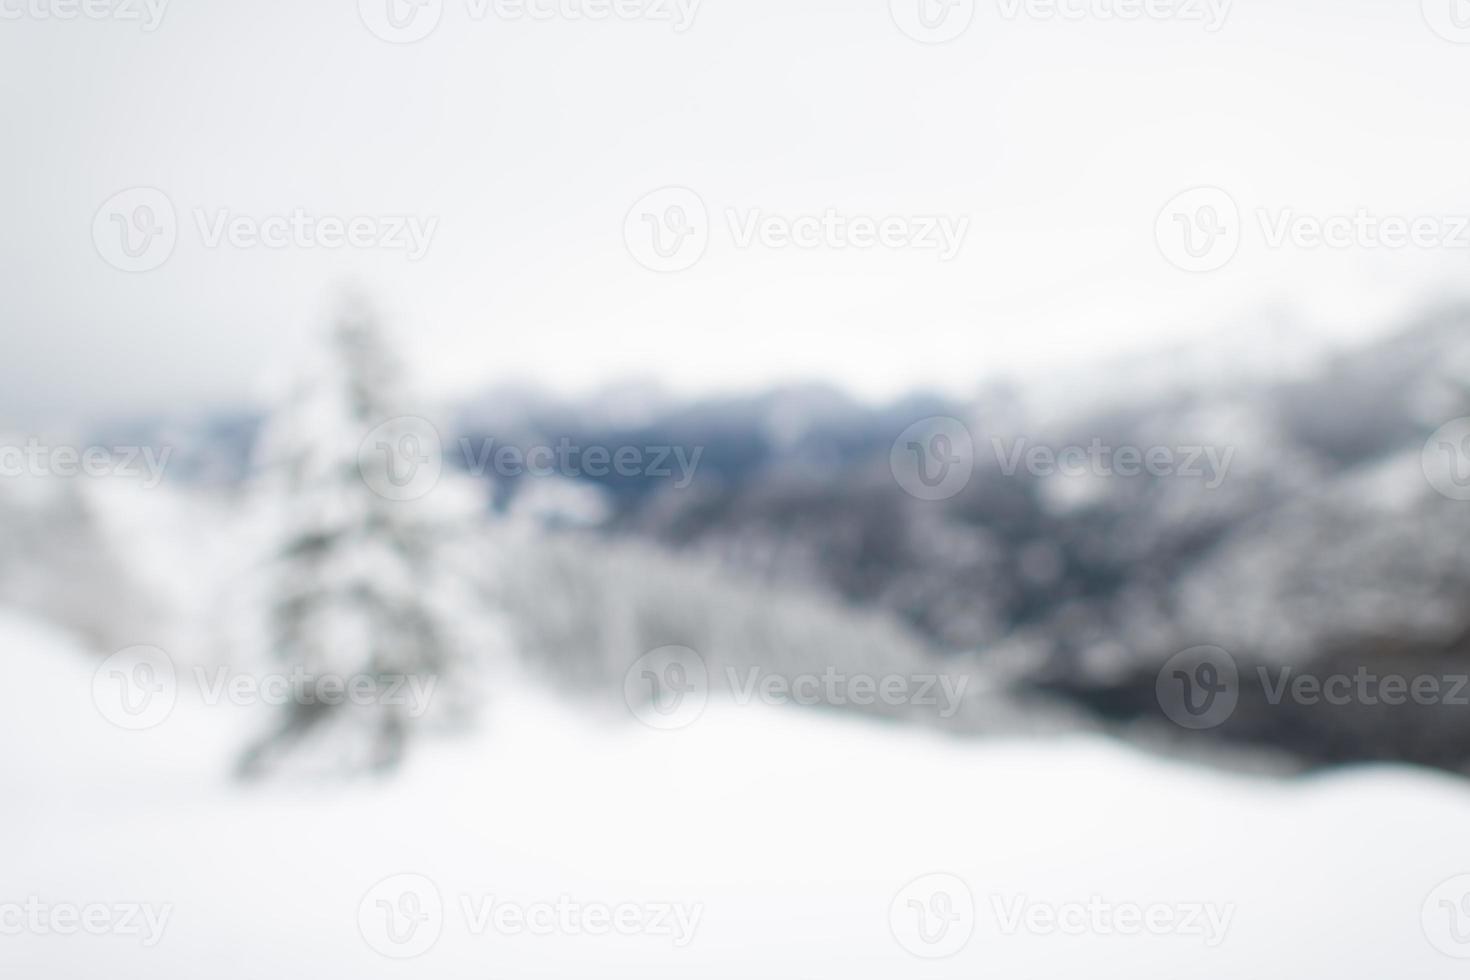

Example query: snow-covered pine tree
[238,299,486,778]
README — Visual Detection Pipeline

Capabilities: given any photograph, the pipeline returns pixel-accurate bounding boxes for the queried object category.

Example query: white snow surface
[4,609,1470,979]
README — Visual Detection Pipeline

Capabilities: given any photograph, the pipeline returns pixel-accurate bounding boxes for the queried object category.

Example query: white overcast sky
[3,0,1470,423]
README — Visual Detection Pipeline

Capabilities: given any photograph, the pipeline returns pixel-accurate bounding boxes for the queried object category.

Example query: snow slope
[4,610,1470,979]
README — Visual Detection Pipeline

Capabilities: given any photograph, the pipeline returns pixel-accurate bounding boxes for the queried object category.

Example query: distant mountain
[51,304,1470,773]
[451,307,1470,772]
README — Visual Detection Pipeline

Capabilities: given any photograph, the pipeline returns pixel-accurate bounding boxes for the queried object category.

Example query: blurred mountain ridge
[8,305,1470,772]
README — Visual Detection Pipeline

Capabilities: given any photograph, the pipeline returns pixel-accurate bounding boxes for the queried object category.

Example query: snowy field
[5,609,1470,979]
